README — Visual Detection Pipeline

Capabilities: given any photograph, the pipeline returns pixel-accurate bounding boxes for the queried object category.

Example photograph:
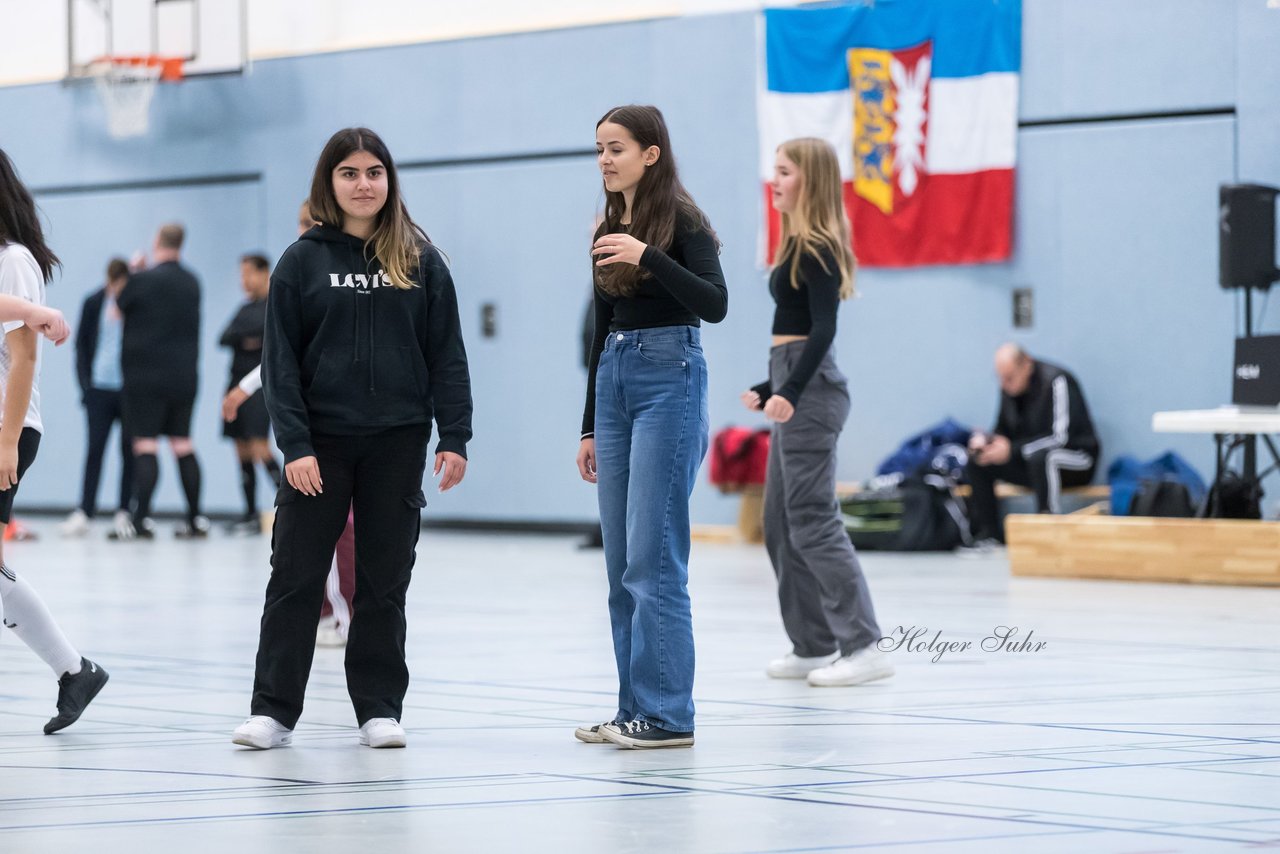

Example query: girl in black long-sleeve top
[742,137,891,689]
[574,106,726,749]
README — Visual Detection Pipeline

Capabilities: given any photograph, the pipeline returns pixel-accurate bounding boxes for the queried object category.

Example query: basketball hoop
[88,55,184,139]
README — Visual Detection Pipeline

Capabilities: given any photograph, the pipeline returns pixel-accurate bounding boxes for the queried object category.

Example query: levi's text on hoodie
[262,224,473,464]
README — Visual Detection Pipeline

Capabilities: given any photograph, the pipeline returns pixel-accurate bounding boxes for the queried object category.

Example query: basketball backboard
[66,0,247,80]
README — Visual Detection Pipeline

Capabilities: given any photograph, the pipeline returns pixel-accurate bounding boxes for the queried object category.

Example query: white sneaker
[60,509,89,538]
[359,717,406,748]
[315,618,347,648]
[109,511,136,541]
[807,646,895,687]
[957,538,1004,558]
[766,651,839,679]
[232,716,293,749]
[107,514,136,540]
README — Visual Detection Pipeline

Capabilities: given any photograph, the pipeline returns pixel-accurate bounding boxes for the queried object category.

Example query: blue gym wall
[0,0,1275,525]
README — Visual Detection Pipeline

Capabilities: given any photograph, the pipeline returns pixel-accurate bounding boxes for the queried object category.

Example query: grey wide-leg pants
[764,342,881,658]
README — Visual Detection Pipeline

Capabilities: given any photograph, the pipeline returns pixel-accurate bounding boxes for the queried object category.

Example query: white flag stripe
[925,73,1018,173]
[758,72,1018,181]
[757,90,854,181]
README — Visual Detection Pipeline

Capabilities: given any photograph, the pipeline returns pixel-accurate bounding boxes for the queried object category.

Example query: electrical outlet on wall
[1013,288,1033,328]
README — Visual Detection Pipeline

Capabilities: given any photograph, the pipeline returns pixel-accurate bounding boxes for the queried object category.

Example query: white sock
[0,565,82,677]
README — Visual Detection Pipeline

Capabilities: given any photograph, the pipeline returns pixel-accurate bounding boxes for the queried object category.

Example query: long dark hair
[0,148,60,284]
[594,105,717,297]
[308,127,430,290]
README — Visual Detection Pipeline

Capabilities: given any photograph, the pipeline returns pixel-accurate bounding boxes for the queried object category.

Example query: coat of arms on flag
[759,1,1021,268]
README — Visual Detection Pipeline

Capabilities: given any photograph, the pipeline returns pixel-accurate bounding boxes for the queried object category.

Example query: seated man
[966,344,1100,545]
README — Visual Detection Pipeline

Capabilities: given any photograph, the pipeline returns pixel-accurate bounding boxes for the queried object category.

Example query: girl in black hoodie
[233,128,473,751]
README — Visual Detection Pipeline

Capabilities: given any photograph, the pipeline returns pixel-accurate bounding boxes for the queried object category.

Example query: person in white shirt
[0,146,109,733]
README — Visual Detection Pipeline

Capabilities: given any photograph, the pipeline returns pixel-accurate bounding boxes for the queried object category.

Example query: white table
[1152,407,1280,516]
[1153,407,1280,434]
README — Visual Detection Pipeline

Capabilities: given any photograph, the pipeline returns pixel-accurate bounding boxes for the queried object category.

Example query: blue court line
[738,828,1096,853]
[621,754,1280,810]
[0,771,546,809]
[0,763,318,786]
[0,789,676,833]
[752,775,1279,822]
[673,700,1280,746]
[541,773,1255,845]
[0,780,572,818]
[702,716,1280,748]
[871,687,1280,714]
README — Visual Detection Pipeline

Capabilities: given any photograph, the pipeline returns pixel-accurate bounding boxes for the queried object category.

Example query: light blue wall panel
[1236,1,1280,187]
[0,1,1274,524]
[1020,0,1236,120]
[398,156,603,522]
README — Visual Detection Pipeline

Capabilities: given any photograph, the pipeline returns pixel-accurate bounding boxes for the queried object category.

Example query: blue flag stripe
[765,0,1021,93]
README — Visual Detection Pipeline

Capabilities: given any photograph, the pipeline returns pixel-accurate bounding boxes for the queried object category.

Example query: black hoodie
[262,225,473,464]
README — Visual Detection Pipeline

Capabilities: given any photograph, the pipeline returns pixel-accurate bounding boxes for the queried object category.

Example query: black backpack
[841,473,968,552]
[1129,479,1197,517]
[1201,471,1262,519]
[894,473,968,551]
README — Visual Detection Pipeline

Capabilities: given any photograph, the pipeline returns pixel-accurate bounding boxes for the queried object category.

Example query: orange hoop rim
[89,55,185,83]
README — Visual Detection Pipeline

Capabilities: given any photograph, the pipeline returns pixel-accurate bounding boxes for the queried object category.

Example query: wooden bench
[951,483,1110,501]
[836,481,1109,504]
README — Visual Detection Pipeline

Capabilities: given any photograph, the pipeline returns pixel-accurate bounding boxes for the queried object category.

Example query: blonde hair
[308,128,427,290]
[774,138,857,299]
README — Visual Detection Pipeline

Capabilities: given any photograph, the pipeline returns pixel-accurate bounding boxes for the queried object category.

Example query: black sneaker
[574,720,618,743]
[175,515,211,539]
[599,718,693,749]
[44,657,109,734]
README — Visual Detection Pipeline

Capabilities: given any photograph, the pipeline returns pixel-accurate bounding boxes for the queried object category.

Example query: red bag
[709,427,771,492]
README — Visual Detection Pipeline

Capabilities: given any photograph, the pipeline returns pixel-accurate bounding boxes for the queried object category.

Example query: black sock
[240,459,257,516]
[176,452,202,522]
[133,453,159,521]
[262,456,282,488]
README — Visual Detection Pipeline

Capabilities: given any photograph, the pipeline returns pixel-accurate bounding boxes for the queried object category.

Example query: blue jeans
[594,325,709,733]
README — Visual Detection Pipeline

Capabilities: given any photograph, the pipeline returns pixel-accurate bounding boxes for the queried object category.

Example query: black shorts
[223,388,270,440]
[0,427,42,524]
[123,392,195,439]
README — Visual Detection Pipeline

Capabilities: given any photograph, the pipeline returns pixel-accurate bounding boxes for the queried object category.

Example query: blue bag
[875,418,973,480]
[1107,451,1206,516]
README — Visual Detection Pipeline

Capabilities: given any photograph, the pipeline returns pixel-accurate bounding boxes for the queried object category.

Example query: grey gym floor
[0,520,1276,853]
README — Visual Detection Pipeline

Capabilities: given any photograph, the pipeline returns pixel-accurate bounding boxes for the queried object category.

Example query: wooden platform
[1007,514,1280,586]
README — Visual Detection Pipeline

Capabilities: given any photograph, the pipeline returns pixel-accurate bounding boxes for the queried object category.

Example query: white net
[90,59,163,139]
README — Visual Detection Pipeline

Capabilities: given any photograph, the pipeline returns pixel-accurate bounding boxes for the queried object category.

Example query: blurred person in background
[219,252,281,535]
[117,223,206,539]
[62,257,135,540]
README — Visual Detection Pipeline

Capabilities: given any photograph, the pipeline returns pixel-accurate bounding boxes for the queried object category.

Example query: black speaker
[1220,183,1279,289]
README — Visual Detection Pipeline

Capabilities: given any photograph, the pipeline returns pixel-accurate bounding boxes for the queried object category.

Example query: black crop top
[753,247,842,405]
[581,222,728,437]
